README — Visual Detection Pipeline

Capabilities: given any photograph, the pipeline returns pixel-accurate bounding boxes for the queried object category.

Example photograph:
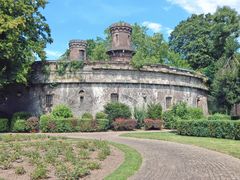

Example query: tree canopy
[0,0,52,87]
[169,6,240,113]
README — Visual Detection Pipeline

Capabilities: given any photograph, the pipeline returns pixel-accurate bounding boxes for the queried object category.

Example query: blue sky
[43,0,240,60]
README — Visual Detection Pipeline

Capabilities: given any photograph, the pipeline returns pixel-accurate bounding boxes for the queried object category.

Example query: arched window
[111,93,119,102]
[79,90,85,102]
[79,50,85,60]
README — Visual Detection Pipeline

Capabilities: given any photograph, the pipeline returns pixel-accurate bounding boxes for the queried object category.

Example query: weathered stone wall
[0,62,208,118]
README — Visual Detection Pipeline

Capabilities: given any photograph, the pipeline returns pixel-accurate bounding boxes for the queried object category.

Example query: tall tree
[169,6,240,75]
[0,0,52,87]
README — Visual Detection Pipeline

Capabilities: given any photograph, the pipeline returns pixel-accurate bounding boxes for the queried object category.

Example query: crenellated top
[68,40,87,61]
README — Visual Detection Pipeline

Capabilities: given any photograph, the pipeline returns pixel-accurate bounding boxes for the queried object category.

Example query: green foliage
[163,102,204,129]
[104,102,131,122]
[82,112,93,120]
[51,104,73,118]
[56,60,84,76]
[177,120,240,140]
[12,119,27,132]
[162,111,177,129]
[0,0,52,87]
[11,111,31,130]
[95,112,107,119]
[31,164,47,180]
[133,107,146,128]
[146,103,162,120]
[0,118,8,132]
[208,113,231,120]
[39,114,54,132]
[96,119,109,131]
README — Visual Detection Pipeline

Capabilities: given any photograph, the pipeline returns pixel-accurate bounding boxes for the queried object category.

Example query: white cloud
[45,50,62,59]
[142,21,162,33]
[167,0,240,14]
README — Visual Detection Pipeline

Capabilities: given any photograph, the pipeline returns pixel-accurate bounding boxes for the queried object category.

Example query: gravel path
[53,131,240,180]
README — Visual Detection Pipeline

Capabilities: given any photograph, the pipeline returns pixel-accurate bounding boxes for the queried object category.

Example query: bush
[171,102,188,119]
[11,111,31,129]
[82,112,93,120]
[104,102,131,123]
[177,120,240,140]
[208,113,231,120]
[51,104,73,118]
[12,119,27,132]
[0,118,9,132]
[96,112,107,119]
[187,107,204,120]
[77,119,95,132]
[40,114,55,133]
[144,119,163,130]
[147,103,162,120]
[162,111,177,129]
[133,107,146,128]
[96,119,109,131]
[112,118,137,131]
[26,117,39,132]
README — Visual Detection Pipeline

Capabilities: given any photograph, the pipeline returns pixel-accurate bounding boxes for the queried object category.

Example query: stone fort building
[0,22,208,117]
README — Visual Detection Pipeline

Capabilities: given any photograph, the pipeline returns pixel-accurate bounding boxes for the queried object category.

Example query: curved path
[58,131,240,180]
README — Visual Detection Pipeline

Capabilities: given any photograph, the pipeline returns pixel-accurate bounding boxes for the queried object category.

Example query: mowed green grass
[122,131,240,159]
[104,142,142,180]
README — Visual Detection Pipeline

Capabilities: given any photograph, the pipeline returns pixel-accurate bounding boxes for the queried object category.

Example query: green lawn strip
[121,132,240,159]
[104,142,142,180]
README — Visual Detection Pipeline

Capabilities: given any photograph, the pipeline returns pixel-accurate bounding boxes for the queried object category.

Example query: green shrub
[104,102,131,122]
[171,102,188,119]
[77,119,95,132]
[82,112,93,120]
[11,111,31,129]
[146,103,162,120]
[26,116,39,132]
[162,111,177,129]
[177,120,240,140]
[96,112,107,119]
[12,119,27,132]
[133,107,146,128]
[187,107,204,119]
[0,118,9,132]
[52,104,73,118]
[96,119,109,131]
[208,113,231,120]
[40,114,54,132]
[15,166,26,175]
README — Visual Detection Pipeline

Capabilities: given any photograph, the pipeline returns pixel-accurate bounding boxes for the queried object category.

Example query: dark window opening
[79,90,85,103]
[143,96,147,103]
[46,94,53,107]
[166,97,172,109]
[197,97,201,108]
[116,34,119,42]
[79,50,85,60]
[111,93,119,102]
[0,95,7,104]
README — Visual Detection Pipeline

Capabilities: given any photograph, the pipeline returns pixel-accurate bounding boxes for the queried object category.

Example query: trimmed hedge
[51,104,73,118]
[112,118,137,131]
[144,119,163,130]
[208,113,231,120]
[12,119,28,132]
[0,118,9,132]
[11,111,31,130]
[177,120,240,140]
[40,114,109,132]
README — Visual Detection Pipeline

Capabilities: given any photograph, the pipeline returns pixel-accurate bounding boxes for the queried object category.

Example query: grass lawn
[0,134,110,180]
[105,142,142,180]
[122,131,240,159]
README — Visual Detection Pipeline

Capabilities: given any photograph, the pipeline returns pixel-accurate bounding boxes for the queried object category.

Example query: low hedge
[40,114,109,132]
[144,119,163,130]
[112,118,137,131]
[177,120,240,140]
[12,119,28,132]
[0,118,9,132]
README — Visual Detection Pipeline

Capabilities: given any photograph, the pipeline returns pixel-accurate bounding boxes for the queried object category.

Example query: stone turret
[69,40,87,61]
[106,22,135,62]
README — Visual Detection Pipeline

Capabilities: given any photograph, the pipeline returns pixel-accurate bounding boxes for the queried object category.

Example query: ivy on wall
[56,61,84,76]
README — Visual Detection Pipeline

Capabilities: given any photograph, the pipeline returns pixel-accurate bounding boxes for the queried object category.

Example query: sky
[43,0,240,60]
